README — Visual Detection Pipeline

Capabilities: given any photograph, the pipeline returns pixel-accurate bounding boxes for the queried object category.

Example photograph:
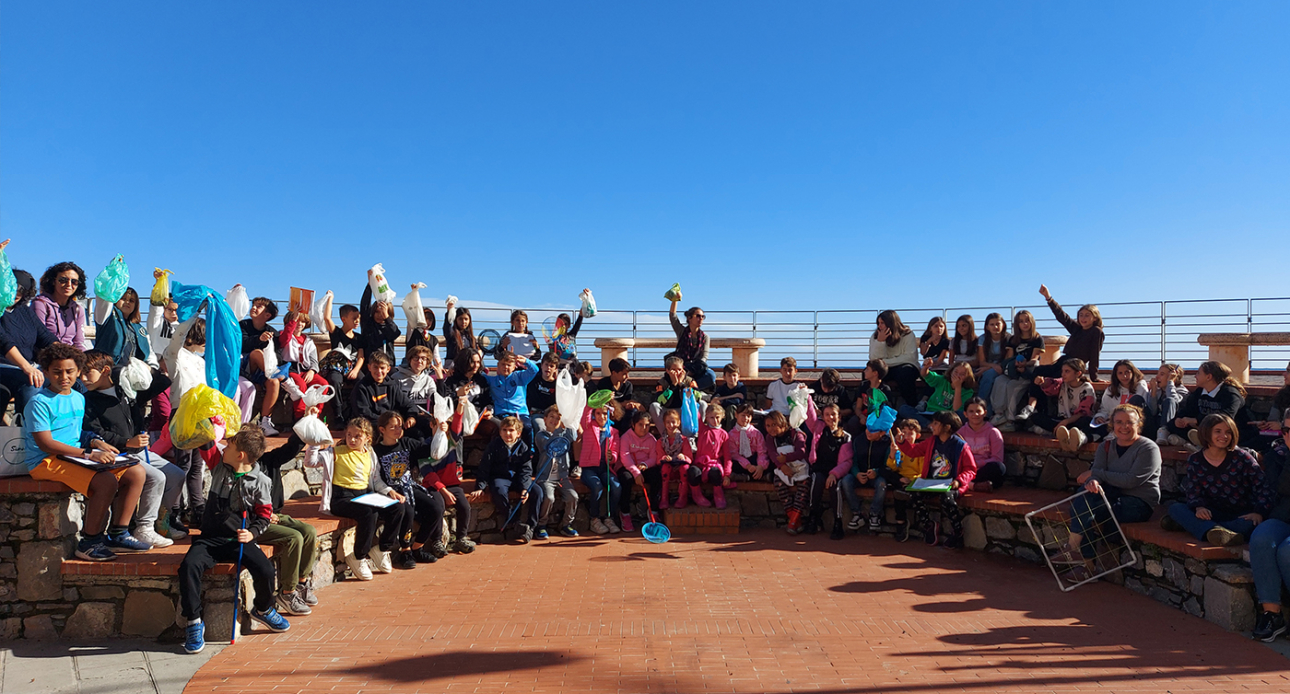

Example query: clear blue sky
[3,2,1287,313]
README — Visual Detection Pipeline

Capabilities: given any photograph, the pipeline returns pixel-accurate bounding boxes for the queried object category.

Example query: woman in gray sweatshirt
[1051,404,1161,568]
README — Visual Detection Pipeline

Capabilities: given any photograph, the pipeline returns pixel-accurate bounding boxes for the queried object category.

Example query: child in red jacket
[894,410,978,548]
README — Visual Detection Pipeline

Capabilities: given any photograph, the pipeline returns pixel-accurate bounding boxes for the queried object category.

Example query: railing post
[1160,302,1167,365]
[1247,299,1254,370]
[813,311,819,368]
[631,311,638,367]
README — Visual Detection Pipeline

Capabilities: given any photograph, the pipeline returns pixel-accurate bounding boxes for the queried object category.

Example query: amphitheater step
[663,506,741,535]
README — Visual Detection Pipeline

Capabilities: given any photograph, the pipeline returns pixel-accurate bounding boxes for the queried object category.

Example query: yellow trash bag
[169,384,242,450]
[150,268,173,307]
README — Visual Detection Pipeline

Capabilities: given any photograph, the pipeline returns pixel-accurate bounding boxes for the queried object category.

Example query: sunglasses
[692,314,706,320]
[56,277,80,287]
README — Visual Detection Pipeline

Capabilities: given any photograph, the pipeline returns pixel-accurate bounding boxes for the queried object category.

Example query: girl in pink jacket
[690,404,732,508]
[615,411,658,532]
[655,409,693,509]
[577,405,620,534]
[724,404,767,482]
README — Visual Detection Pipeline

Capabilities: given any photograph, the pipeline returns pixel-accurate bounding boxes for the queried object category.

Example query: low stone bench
[593,337,768,377]
[1197,332,1290,383]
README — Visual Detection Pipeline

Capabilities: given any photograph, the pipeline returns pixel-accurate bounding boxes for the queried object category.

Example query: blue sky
[3,2,1287,315]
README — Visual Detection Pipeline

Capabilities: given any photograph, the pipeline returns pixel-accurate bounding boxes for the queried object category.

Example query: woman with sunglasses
[34,261,89,349]
[665,291,716,391]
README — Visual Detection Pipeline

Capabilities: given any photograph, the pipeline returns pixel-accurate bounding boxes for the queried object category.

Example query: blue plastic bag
[171,282,242,400]
[94,255,130,304]
[0,250,16,309]
[680,387,699,438]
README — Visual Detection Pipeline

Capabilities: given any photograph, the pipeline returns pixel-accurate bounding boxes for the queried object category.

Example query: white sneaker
[370,549,393,574]
[281,378,304,401]
[603,519,621,534]
[1165,434,1187,447]
[590,518,609,534]
[1017,403,1036,420]
[1054,426,1070,449]
[260,419,280,437]
[990,414,1009,426]
[1069,429,1087,451]
[1155,427,1170,444]
[134,526,174,549]
[346,552,373,581]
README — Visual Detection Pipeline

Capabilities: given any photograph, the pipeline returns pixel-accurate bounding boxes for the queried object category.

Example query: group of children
[8,247,1290,651]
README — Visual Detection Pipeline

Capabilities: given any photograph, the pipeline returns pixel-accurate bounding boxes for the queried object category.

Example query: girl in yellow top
[329,418,406,581]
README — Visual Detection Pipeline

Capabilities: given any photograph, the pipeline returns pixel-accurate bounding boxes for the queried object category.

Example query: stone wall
[0,489,82,640]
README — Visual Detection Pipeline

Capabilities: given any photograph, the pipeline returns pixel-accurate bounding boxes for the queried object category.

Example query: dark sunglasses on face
[57,277,80,287]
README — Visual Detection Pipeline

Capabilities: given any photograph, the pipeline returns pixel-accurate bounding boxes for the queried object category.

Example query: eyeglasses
[693,314,706,320]
[56,277,80,287]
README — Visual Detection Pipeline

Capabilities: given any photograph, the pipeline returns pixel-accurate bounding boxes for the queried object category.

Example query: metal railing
[148,296,1290,371]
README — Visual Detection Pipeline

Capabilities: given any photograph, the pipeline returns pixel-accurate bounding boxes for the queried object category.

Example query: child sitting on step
[765,410,809,534]
[802,398,853,536]
[895,410,978,548]
[690,403,732,509]
[277,311,329,422]
[619,411,658,531]
[373,411,447,567]
[654,409,693,510]
[888,418,925,542]
[577,404,619,533]
[534,405,579,538]
[724,403,766,481]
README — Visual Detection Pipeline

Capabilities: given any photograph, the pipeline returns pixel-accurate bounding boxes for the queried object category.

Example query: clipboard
[350,492,398,509]
[906,478,953,493]
[58,453,140,472]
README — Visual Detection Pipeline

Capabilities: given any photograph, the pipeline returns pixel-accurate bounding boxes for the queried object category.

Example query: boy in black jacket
[81,350,179,549]
[477,416,540,543]
[350,351,422,432]
[178,425,290,655]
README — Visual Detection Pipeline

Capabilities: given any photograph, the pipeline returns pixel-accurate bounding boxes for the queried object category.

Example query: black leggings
[179,536,274,620]
[883,363,921,407]
[438,486,471,542]
[331,486,407,557]
[685,465,722,486]
[322,369,348,424]
[410,485,446,546]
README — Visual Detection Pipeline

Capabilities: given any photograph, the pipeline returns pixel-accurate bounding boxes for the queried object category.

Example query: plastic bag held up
[310,291,332,333]
[118,358,154,401]
[368,264,397,304]
[555,367,587,431]
[787,384,813,430]
[579,288,597,319]
[680,388,699,437]
[226,285,250,321]
[461,399,481,436]
[0,249,17,310]
[402,283,428,333]
[94,255,130,304]
[302,385,335,407]
[150,269,173,307]
[663,283,681,301]
[169,383,242,450]
[429,391,454,460]
[293,414,333,446]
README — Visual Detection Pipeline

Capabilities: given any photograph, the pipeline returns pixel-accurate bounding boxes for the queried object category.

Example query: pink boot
[659,469,672,509]
[675,478,691,508]
[691,483,712,507]
[713,485,727,509]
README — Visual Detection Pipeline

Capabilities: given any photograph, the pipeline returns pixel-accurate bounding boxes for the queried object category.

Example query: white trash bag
[786,384,814,430]
[302,384,335,407]
[461,399,481,436]
[226,284,250,321]
[555,367,587,431]
[402,282,428,334]
[429,392,454,460]
[310,290,332,333]
[260,343,280,379]
[293,386,336,445]
[579,288,597,319]
[118,358,154,401]
[368,263,397,304]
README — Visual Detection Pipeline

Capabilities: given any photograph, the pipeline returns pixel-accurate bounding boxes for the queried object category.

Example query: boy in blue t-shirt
[23,344,150,561]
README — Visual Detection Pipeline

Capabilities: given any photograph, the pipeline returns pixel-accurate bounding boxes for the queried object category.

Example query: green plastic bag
[0,250,16,309]
[94,255,130,304]
[663,283,681,301]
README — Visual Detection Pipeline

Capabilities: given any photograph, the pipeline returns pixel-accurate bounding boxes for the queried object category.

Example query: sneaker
[297,579,318,606]
[619,514,634,532]
[105,531,152,552]
[803,516,819,535]
[1187,429,1202,447]
[829,518,845,540]
[604,519,621,534]
[183,620,205,654]
[281,378,304,401]
[1184,442,1201,454]
[277,590,313,616]
[430,541,448,558]
[1030,425,1052,437]
[1054,425,1070,449]
[846,515,864,532]
[1048,547,1086,565]
[923,522,940,546]
[1068,428,1087,451]
[133,526,174,549]
[591,518,609,534]
[868,515,882,533]
[454,537,477,554]
[259,419,280,437]
[990,413,1009,426]
[249,606,291,633]
[943,534,963,549]
[895,523,910,543]
[1253,611,1288,642]
[370,550,393,574]
[394,550,417,570]
[167,512,190,538]
[1205,526,1245,547]
[1165,434,1187,447]
[518,527,533,544]
[972,481,995,493]
[535,528,549,540]
[412,547,438,563]
[1159,515,1184,532]
[1155,427,1170,445]
[346,552,373,581]
[559,525,579,538]
[997,421,1017,433]
[1017,403,1036,420]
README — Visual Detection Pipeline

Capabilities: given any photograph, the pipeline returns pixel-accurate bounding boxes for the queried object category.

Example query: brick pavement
[185,530,1290,694]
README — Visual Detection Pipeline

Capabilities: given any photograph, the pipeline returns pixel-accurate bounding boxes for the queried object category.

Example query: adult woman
[94,287,152,366]
[1051,404,1161,571]
[1250,411,1290,642]
[1164,413,1269,546]
[33,261,88,349]
[0,268,59,422]
[869,310,921,408]
[666,291,715,391]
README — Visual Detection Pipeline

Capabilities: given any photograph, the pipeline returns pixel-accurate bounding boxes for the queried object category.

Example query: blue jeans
[1167,502,1256,541]
[840,472,887,519]
[1068,488,1153,558]
[581,466,608,520]
[896,404,931,428]
[0,363,41,422]
[977,368,1001,415]
[1250,519,1290,606]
